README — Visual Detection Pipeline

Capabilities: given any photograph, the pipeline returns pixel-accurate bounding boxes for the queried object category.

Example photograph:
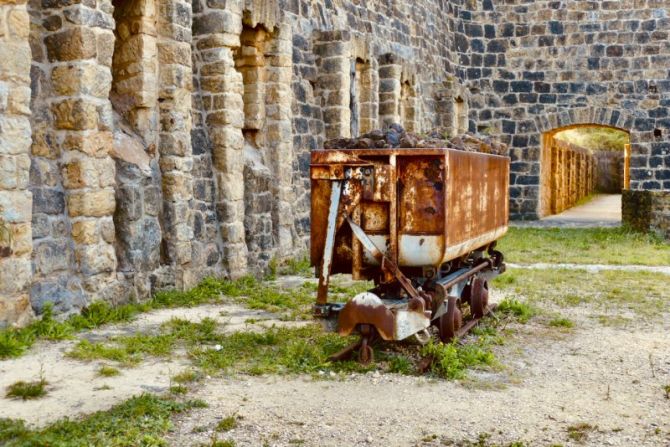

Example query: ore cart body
[310,148,509,363]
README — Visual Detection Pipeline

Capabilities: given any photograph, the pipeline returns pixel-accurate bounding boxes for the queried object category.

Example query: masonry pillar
[315,30,352,139]
[0,0,33,327]
[43,0,118,299]
[157,0,195,286]
[264,23,294,255]
[192,0,248,278]
[378,53,401,128]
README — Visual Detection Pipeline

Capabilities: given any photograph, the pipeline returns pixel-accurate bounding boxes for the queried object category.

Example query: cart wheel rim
[470,278,489,318]
[439,298,462,343]
[358,338,374,365]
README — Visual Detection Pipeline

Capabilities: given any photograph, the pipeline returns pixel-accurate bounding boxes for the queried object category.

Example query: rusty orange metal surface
[311,148,510,279]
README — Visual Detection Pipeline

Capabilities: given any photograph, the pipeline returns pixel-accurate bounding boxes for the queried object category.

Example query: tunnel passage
[540,125,630,219]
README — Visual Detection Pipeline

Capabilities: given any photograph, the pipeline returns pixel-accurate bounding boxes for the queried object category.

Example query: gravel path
[511,194,621,228]
[168,321,670,447]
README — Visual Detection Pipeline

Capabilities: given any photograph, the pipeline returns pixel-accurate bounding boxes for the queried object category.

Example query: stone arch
[534,107,635,218]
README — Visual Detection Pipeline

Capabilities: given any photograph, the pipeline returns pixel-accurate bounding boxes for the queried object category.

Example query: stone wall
[623,190,670,239]
[453,0,670,220]
[0,0,33,327]
[594,150,624,193]
[1,0,669,326]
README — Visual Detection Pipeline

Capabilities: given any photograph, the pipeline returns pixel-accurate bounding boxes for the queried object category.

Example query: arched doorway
[540,124,630,222]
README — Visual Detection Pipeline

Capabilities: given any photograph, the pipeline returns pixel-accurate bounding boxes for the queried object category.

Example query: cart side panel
[444,150,509,261]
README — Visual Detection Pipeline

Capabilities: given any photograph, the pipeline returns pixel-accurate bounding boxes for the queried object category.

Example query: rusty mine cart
[310,148,509,363]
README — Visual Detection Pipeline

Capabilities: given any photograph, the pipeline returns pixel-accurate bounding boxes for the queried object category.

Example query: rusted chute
[310,147,509,364]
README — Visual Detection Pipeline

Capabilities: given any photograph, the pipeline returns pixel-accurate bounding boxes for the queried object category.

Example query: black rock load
[324,124,508,156]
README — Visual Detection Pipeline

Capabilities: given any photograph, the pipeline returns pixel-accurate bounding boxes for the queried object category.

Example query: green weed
[663,384,670,399]
[388,354,414,375]
[496,298,534,323]
[0,394,206,446]
[216,415,238,432]
[548,317,574,328]
[97,365,120,377]
[420,339,497,380]
[172,369,202,384]
[567,423,596,442]
[5,378,48,400]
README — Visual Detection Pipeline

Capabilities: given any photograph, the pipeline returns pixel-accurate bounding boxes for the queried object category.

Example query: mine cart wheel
[358,336,374,365]
[439,297,463,343]
[461,281,473,306]
[470,278,489,318]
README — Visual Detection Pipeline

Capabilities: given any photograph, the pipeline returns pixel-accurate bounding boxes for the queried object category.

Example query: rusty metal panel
[362,202,389,232]
[398,156,446,235]
[310,178,331,266]
[444,149,509,258]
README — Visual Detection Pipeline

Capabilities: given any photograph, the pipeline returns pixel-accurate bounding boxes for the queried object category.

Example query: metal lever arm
[346,218,421,301]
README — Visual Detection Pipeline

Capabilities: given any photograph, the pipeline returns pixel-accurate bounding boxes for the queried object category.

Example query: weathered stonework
[0,0,669,326]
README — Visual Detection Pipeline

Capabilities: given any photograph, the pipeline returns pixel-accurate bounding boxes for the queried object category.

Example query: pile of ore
[324,123,508,156]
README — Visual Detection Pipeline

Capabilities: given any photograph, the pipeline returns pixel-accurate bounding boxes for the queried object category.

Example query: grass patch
[5,378,48,400]
[496,298,534,323]
[0,267,353,360]
[172,369,201,384]
[663,384,670,399]
[216,414,238,432]
[420,335,499,381]
[548,317,574,328]
[169,385,188,395]
[97,365,121,377]
[189,324,368,376]
[0,394,206,446]
[567,423,596,442]
[492,268,670,319]
[498,227,670,266]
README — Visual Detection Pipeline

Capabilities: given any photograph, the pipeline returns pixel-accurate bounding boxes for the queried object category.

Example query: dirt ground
[166,315,670,447]
[1,268,669,446]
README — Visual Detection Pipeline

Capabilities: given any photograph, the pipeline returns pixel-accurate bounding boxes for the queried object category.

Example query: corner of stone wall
[0,0,34,328]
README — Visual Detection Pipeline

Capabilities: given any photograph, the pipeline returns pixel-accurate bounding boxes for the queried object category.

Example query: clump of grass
[172,369,202,384]
[280,256,312,277]
[169,385,188,395]
[567,423,596,442]
[497,298,534,323]
[663,384,670,399]
[203,438,236,447]
[5,378,48,400]
[388,354,414,375]
[97,365,120,377]
[420,339,497,380]
[548,317,574,328]
[0,394,207,446]
[216,414,238,432]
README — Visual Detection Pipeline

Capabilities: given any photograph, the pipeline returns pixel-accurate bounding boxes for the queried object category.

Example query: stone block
[45,26,97,62]
[52,99,99,130]
[71,220,99,244]
[29,276,86,316]
[67,188,116,217]
[76,243,116,275]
